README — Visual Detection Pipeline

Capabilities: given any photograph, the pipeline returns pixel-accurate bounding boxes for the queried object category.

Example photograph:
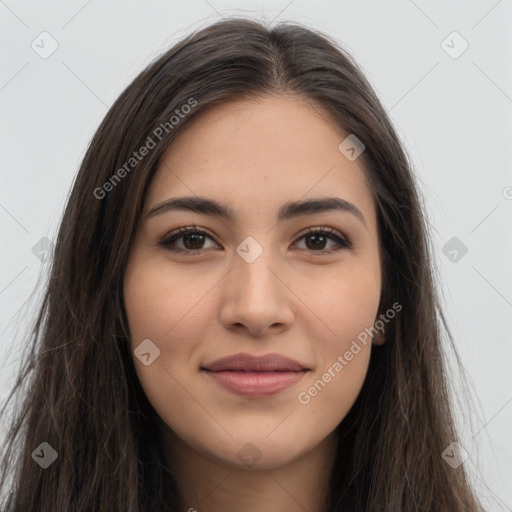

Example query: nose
[218,247,294,337]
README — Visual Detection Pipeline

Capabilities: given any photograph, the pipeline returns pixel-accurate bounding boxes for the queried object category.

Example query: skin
[123,94,385,512]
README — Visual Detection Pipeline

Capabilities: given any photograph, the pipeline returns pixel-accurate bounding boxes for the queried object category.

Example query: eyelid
[160,224,219,244]
[296,226,351,247]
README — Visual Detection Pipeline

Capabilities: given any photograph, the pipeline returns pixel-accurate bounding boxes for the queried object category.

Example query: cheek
[294,263,379,413]
[298,260,381,345]
[123,256,214,423]
[123,254,217,346]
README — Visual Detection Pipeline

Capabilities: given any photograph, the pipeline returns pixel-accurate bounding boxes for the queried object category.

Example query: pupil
[184,233,204,250]
[307,234,326,250]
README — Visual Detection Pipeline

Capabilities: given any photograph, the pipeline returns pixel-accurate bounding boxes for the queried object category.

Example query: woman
[0,17,485,511]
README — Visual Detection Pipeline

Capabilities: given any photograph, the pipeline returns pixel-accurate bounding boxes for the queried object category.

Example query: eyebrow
[145,195,367,228]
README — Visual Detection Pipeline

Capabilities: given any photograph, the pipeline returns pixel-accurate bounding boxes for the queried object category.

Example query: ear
[372,306,388,345]
[372,329,386,346]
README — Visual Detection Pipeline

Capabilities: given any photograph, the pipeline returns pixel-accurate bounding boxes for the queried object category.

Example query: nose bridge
[232,238,282,304]
[219,236,293,333]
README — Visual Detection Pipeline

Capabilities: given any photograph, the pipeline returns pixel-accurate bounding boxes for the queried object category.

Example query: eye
[293,226,352,254]
[159,225,219,254]
[158,225,352,255]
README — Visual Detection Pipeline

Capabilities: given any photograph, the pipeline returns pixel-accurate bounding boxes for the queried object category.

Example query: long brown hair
[0,17,485,511]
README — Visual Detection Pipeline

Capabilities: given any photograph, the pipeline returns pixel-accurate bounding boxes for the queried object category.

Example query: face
[123,94,383,471]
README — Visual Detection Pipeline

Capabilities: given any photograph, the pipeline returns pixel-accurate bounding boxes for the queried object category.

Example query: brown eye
[159,227,219,254]
[180,232,207,250]
[159,226,352,255]
[294,227,352,254]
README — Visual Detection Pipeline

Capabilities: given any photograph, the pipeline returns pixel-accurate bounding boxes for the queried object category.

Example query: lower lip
[203,370,308,397]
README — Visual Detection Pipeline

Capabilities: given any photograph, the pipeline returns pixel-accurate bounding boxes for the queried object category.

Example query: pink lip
[204,370,308,396]
[202,352,307,372]
[201,352,310,397]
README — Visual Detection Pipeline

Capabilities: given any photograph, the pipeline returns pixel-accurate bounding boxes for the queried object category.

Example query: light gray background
[1,0,511,509]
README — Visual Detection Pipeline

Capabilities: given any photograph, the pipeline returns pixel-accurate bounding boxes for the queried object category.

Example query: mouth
[201,369,309,397]
[200,353,310,397]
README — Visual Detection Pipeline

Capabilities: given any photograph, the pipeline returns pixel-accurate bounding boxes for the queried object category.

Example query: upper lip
[201,353,308,372]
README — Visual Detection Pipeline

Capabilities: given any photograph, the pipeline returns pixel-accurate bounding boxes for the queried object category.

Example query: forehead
[145,95,376,230]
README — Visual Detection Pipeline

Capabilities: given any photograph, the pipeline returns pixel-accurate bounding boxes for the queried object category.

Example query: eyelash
[158,224,353,255]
